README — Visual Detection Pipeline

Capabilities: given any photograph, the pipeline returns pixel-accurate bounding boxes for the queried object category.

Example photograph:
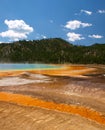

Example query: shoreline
[0,64,97,78]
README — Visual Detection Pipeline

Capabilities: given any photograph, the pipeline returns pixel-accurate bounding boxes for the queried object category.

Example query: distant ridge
[0,38,105,64]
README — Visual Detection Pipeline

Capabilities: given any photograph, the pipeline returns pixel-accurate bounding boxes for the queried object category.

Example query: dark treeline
[0,38,105,64]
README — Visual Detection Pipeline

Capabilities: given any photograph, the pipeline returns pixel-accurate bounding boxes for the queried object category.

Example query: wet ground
[0,64,105,130]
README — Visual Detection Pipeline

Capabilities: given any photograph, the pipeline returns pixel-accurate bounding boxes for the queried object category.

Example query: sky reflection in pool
[0,63,61,71]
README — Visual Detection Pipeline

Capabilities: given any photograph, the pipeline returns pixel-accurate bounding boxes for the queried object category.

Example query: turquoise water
[0,64,61,71]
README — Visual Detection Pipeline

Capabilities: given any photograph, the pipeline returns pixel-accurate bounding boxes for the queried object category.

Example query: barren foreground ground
[0,64,105,130]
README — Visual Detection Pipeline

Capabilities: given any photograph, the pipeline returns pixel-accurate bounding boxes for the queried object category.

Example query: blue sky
[0,0,105,45]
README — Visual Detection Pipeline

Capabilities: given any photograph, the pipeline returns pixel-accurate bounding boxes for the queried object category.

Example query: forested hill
[0,38,105,64]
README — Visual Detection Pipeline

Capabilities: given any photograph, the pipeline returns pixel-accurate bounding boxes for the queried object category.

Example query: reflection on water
[0,63,61,71]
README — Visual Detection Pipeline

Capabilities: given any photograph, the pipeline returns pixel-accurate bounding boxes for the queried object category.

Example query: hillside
[0,38,105,64]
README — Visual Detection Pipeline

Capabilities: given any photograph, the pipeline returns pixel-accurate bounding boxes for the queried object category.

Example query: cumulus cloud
[67,32,85,42]
[98,10,105,14]
[65,20,92,30]
[81,10,92,15]
[0,19,34,41]
[5,20,33,33]
[88,34,103,39]
[0,30,27,41]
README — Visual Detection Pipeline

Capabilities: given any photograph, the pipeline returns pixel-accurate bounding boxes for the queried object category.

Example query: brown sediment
[0,92,105,125]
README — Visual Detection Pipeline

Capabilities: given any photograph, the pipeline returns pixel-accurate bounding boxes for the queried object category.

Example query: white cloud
[65,20,92,30]
[88,34,103,39]
[98,10,105,14]
[81,10,92,15]
[5,20,33,33]
[0,19,34,41]
[67,32,85,42]
[0,30,27,41]
[41,35,47,39]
